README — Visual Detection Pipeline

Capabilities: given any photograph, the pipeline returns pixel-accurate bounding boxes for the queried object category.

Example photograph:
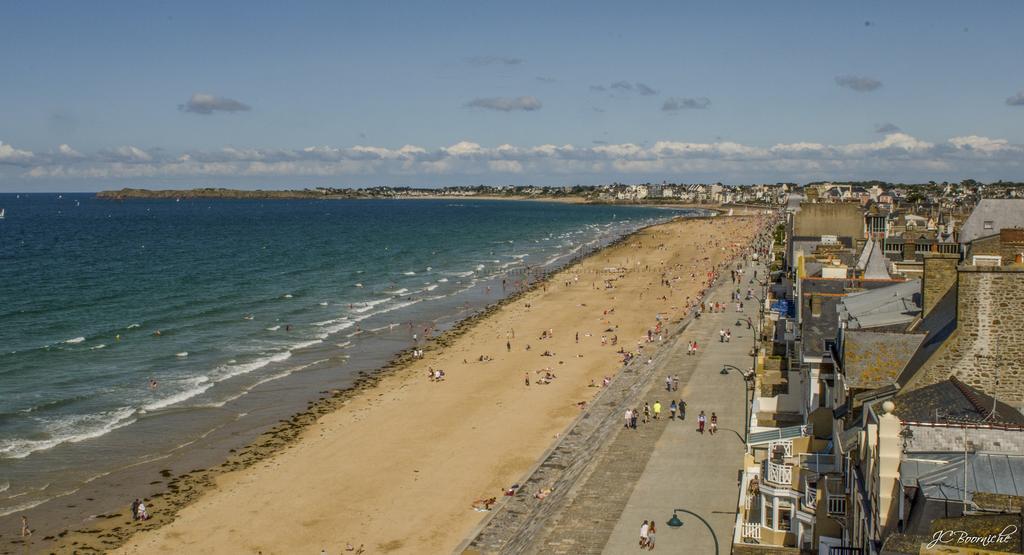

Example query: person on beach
[698,411,706,434]
[21,515,31,537]
[653,401,661,420]
[524,372,530,386]
[639,520,649,548]
[679,399,686,420]
[131,498,140,520]
[710,412,718,435]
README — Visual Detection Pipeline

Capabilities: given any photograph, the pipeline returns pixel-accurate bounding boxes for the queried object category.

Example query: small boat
[0,208,5,219]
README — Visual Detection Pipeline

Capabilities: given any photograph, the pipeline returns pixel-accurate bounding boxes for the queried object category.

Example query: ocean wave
[403,271,416,276]
[64,336,85,344]
[424,284,438,291]
[266,325,281,331]
[386,288,409,295]
[90,344,107,350]
[350,298,390,313]
[0,407,137,460]
[437,278,449,283]
[126,323,141,329]
[197,359,329,408]
[289,339,323,351]
[214,350,293,382]
[141,378,213,412]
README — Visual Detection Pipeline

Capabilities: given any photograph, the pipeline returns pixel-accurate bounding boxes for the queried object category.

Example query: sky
[1,1,1023,191]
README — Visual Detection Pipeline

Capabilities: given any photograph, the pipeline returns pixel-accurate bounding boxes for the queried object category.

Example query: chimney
[921,253,959,318]
[810,294,822,318]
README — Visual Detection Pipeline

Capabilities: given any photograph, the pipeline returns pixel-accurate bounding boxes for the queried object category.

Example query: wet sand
[35,215,763,554]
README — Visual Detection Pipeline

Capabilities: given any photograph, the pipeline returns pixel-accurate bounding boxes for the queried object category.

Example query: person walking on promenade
[639,520,650,548]
[669,400,677,420]
[631,407,639,429]
[679,399,686,420]
[653,401,662,420]
[672,375,679,391]
[665,375,672,391]
[642,402,651,424]
[698,411,706,434]
[719,329,725,343]
[647,521,656,550]
[710,412,719,435]
[624,408,633,429]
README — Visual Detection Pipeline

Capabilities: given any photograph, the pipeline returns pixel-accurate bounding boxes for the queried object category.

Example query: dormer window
[984,220,994,230]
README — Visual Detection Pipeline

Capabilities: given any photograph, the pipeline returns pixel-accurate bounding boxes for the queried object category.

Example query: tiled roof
[892,377,1024,425]
[842,331,925,389]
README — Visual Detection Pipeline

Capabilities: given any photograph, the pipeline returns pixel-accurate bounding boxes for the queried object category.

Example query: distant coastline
[94,187,739,211]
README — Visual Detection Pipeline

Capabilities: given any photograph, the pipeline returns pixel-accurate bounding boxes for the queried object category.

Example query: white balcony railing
[827,495,846,516]
[741,522,762,540]
[804,480,817,509]
[765,461,792,486]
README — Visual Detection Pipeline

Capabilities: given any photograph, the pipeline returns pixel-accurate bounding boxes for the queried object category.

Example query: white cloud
[6,132,1024,184]
[0,141,35,165]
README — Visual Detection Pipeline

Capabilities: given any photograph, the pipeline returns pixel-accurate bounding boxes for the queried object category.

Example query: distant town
[97,179,1024,207]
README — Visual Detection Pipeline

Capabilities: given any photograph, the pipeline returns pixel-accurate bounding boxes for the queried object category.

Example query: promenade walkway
[461,259,765,555]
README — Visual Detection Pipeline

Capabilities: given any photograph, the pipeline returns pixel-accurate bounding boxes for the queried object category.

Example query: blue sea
[0,193,698,520]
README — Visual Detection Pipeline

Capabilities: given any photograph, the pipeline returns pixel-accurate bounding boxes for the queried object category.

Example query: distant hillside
[96,188,344,200]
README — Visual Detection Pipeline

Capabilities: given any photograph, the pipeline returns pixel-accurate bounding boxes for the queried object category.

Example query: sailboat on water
[0,208,5,220]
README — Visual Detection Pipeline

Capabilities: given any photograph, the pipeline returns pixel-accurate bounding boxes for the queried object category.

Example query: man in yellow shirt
[653,401,662,420]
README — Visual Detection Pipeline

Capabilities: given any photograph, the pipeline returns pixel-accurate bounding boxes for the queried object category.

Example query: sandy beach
[45,214,763,554]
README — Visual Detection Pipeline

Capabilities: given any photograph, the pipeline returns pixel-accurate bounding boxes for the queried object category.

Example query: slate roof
[838,279,921,329]
[842,331,925,389]
[909,453,1024,502]
[892,377,1024,425]
[800,278,905,361]
[896,287,958,387]
[960,199,1024,245]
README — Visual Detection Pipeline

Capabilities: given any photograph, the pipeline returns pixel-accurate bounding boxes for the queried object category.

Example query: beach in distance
[62,209,759,554]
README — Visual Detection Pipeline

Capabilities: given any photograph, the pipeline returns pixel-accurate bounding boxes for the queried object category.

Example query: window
[779,504,793,531]
[984,220,994,230]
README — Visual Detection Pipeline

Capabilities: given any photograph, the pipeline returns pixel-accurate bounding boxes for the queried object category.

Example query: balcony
[803,477,817,510]
[740,522,762,541]
[827,495,847,516]
[764,460,793,486]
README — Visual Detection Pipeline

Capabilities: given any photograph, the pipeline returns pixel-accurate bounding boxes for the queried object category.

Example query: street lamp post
[666,508,720,555]
[721,364,754,445]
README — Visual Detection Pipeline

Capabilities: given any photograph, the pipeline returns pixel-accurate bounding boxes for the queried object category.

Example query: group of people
[696,410,718,435]
[639,519,657,550]
[130,498,151,521]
